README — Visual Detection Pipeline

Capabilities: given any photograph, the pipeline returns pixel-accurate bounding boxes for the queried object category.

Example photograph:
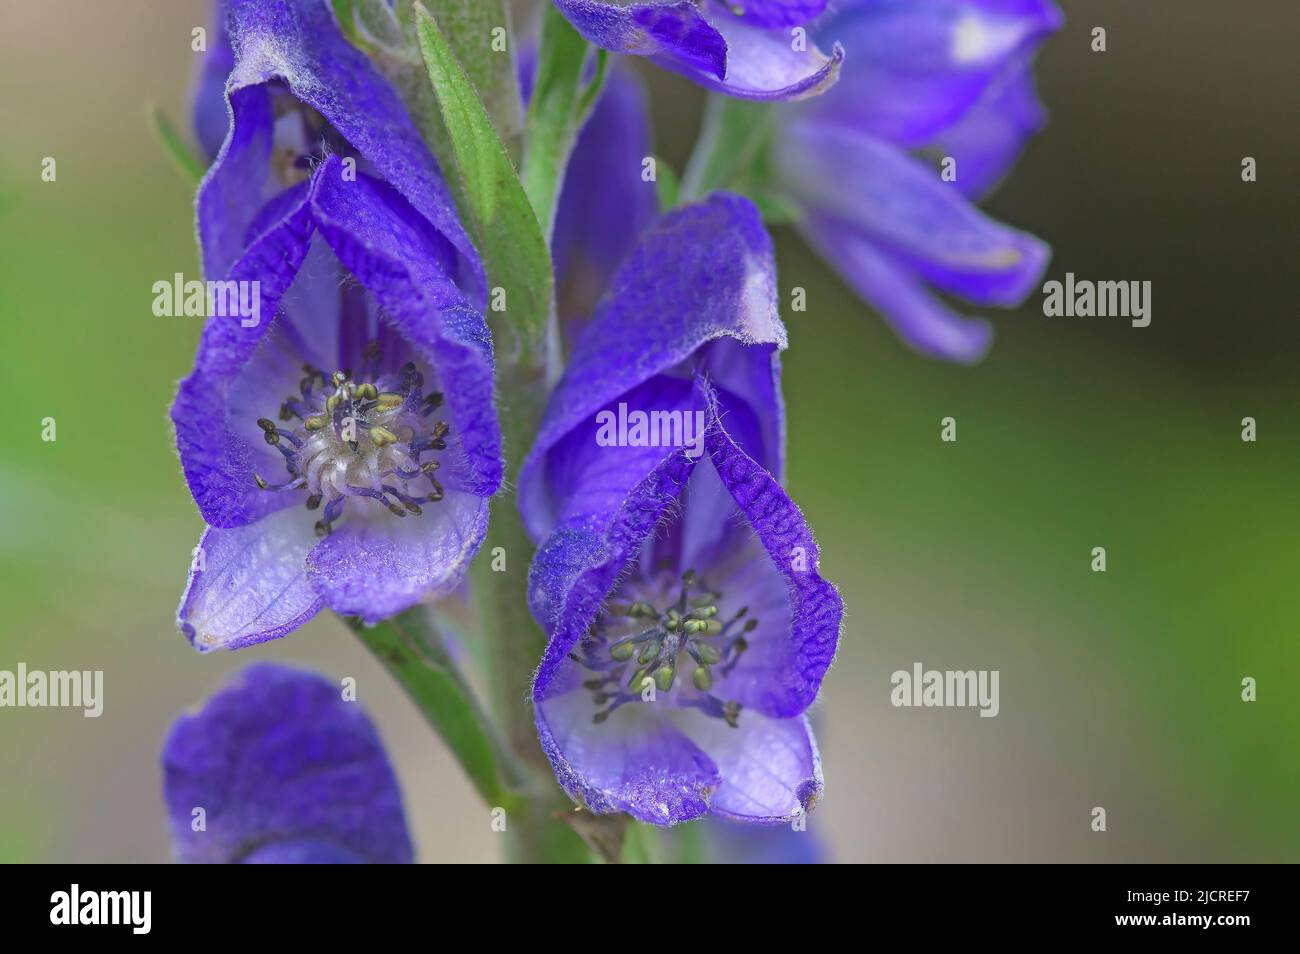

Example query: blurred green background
[1,0,1297,862]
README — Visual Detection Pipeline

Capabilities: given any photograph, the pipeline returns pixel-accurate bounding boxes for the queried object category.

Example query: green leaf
[412,2,551,369]
[147,105,204,186]
[349,609,523,811]
[416,0,525,160]
[521,5,609,241]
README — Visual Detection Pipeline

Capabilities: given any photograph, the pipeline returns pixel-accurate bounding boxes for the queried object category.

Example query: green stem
[680,95,775,201]
[521,4,610,242]
[348,609,523,811]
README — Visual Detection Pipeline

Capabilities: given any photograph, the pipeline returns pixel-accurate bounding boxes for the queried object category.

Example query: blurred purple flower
[774,0,1062,362]
[162,663,413,863]
[702,817,824,863]
[552,0,844,100]
[552,65,659,321]
[522,195,841,826]
[174,0,499,650]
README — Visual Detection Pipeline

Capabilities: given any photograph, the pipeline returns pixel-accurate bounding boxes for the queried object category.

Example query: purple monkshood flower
[521,194,842,826]
[552,0,844,100]
[772,0,1063,362]
[174,0,500,650]
[552,65,658,321]
[162,663,413,863]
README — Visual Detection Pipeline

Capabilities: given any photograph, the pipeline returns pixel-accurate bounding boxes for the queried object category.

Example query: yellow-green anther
[256,418,276,432]
[376,391,404,410]
[693,642,722,665]
[637,640,662,665]
[326,393,343,413]
[355,382,378,401]
[263,430,280,445]
[628,601,658,619]
[369,425,398,447]
[609,640,636,662]
[305,414,329,431]
[700,620,723,635]
[682,619,704,635]
[654,665,676,692]
[693,666,713,691]
[688,605,718,619]
[723,701,742,728]
[627,667,650,690]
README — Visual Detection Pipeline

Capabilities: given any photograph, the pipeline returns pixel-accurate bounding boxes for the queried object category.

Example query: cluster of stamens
[572,569,757,728]
[253,343,450,535]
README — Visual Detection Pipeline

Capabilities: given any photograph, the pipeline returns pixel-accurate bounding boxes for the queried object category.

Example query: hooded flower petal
[178,506,323,653]
[162,663,413,864]
[520,193,786,541]
[807,0,1062,145]
[199,0,482,296]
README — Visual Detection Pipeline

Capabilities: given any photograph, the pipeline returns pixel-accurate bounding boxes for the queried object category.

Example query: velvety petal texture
[553,0,842,101]
[162,663,413,863]
[199,0,482,294]
[520,193,787,542]
[774,0,1061,361]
